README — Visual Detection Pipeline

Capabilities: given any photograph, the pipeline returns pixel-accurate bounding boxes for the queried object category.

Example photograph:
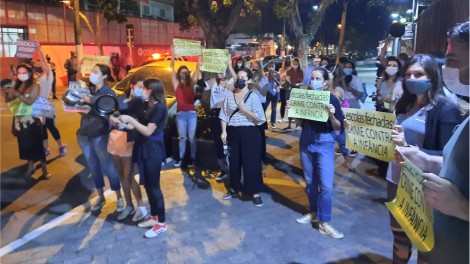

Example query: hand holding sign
[288,89,330,122]
[15,40,39,59]
[392,125,406,146]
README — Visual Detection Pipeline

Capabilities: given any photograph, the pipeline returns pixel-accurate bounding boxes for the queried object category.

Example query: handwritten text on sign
[32,97,55,118]
[15,40,39,59]
[201,49,229,73]
[343,108,396,162]
[82,55,111,75]
[385,158,434,251]
[288,89,330,122]
[173,38,202,56]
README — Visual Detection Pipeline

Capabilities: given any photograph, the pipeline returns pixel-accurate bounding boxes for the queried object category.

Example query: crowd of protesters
[1,21,468,264]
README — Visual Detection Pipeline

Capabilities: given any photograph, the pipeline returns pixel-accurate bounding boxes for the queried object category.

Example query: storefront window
[0,27,27,57]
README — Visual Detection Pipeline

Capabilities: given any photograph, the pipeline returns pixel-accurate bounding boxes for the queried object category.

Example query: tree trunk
[289,0,308,69]
[336,1,348,64]
[204,28,228,48]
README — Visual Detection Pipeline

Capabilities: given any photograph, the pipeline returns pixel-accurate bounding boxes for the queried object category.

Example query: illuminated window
[0,27,27,57]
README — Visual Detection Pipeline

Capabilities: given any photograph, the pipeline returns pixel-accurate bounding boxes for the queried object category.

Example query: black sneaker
[222,190,238,200]
[349,150,357,157]
[253,195,263,207]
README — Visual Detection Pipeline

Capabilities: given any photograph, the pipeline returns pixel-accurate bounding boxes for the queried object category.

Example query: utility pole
[280,18,286,57]
[73,0,83,61]
[336,1,348,64]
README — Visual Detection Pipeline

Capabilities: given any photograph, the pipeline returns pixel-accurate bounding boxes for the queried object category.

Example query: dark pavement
[0,62,419,263]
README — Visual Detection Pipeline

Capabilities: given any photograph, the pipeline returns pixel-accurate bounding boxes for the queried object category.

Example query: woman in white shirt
[376,57,403,113]
[219,68,266,207]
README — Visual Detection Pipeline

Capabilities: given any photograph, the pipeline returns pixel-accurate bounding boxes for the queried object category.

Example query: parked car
[112,60,218,169]
[140,53,187,66]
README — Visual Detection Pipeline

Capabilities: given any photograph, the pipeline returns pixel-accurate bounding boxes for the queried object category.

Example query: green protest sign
[343,108,396,161]
[173,38,202,56]
[288,89,330,122]
[201,49,229,73]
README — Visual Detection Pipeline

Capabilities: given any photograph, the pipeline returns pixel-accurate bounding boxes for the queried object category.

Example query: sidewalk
[0,128,419,264]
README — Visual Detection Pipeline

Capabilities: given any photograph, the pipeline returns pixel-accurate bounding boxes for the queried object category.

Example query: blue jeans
[264,92,279,124]
[334,129,349,156]
[299,132,335,222]
[77,133,121,191]
[176,111,197,160]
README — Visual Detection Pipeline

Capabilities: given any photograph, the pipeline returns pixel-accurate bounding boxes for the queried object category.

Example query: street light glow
[313,5,318,11]
[391,13,399,18]
[406,9,413,14]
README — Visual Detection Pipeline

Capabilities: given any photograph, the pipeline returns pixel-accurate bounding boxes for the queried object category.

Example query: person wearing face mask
[108,74,147,221]
[117,79,169,238]
[171,49,201,168]
[376,57,403,113]
[45,55,57,99]
[34,48,67,158]
[264,61,281,129]
[219,68,267,207]
[288,67,345,239]
[342,60,364,109]
[234,58,244,74]
[386,54,463,264]
[250,60,269,164]
[77,63,124,212]
[395,22,469,264]
[278,57,292,123]
[319,56,331,68]
[284,57,304,130]
[4,63,51,179]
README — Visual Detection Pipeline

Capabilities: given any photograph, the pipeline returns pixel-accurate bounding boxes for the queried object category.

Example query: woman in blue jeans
[171,51,201,168]
[289,67,345,239]
[77,63,123,212]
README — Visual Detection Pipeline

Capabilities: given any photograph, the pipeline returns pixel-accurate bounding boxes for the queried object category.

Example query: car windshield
[114,66,175,96]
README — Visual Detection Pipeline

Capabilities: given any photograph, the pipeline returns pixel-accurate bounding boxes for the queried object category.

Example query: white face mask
[442,65,470,97]
[292,64,299,69]
[237,63,243,68]
[89,73,102,85]
[385,66,398,76]
[268,67,275,71]
[17,73,30,82]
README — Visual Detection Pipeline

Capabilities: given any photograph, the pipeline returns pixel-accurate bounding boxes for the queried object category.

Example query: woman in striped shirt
[219,68,267,207]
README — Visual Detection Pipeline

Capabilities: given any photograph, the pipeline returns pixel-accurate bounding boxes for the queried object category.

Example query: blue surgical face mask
[133,88,143,98]
[343,68,353,76]
[235,79,246,89]
[310,80,324,90]
[405,79,432,95]
[89,73,102,85]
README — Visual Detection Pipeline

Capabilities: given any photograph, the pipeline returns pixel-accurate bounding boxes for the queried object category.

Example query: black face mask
[35,67,43,73]
[235,79,246,89]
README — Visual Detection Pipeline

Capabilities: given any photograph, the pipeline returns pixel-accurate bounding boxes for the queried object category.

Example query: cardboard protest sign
[82,55,111,75]
[343,108,396,162]
[201,49,229,73]
[62,82,91,113]
[173,38,202,56]
[32,97,55,118]
[15,40,39,59]
[385,158,434,252]
[288,89,330,122]
[7,97,33,116]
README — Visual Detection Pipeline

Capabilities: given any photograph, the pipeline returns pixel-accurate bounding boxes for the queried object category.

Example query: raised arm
[191,55,201,84]
[379,37,392,67]
[227,59,237,81]
[170,45,178,91]
[37,47,51,79]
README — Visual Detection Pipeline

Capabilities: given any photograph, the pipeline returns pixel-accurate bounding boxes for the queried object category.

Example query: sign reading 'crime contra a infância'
[288,89,330,122]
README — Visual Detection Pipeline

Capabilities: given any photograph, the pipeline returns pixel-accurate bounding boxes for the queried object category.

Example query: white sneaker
[144,222,167,238]
[296,213,318,224]
[115,198,125,213]
[132,206,148,222]
[117,206,134,221]
[138,215,159,228]
[318,222,344,239]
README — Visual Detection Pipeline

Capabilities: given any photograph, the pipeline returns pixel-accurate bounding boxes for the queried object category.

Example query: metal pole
[280,18,285,57]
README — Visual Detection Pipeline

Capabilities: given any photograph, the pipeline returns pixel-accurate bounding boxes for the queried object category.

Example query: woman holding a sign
[170,52,201,168]
[387,54,463,263]
[290,67,345,239]
[4,63,51,179]
[219,68,267,207]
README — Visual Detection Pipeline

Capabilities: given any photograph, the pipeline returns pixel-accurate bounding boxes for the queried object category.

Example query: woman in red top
[285,57,304,130]
[171,51,201,168]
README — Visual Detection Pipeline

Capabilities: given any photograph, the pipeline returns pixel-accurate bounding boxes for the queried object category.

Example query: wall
[0,1,203,85]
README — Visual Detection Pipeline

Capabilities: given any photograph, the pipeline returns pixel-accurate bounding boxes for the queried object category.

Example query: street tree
[179,0,266,48]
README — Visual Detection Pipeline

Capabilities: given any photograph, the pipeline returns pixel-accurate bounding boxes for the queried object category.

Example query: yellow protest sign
[82,55,111,75]
[385,158,434,252]
[201,49,229,73]
[288,89,330,122]
[173,38,202,56]
[343,108,395,161]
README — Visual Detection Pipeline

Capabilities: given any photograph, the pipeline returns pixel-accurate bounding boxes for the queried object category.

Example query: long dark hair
[311,66,330,81]
[395,54,448,115]
[95,63,115,83]
[14,63,34,91]
[383,57,402,82]
[144,78,166,106]
[291,57,302,71]
[176,65,191,85]
[125,74,145,98]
